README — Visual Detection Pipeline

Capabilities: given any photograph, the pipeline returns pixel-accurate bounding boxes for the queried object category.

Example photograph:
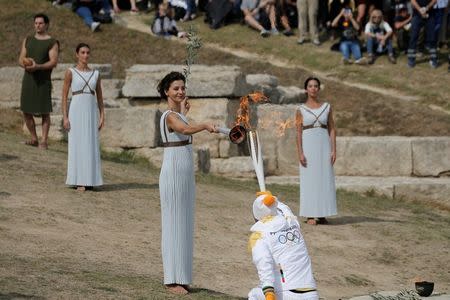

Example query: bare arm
[18,38,27,68]
[331,10,343,27]
[166,113,216,135]
[181,97,190,116]
[394,15,412,29]
[25,42,59,72]
[411,0,436,15]
[62,69,72,130]
[96,74,105,130]
[349,14,360,30]
[411,0,422,12]
[40,42,59,70]
[382,23,393,39]
[328,107,337,165]
[296,110,307,167]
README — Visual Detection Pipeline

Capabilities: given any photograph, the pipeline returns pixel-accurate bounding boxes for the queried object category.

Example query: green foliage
[183,25,202,87]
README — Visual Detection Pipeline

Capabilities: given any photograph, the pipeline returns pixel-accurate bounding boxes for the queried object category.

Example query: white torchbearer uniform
[248,201,319,300]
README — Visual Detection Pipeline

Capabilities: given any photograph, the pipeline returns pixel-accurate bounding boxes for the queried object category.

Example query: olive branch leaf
[183,25,202,88]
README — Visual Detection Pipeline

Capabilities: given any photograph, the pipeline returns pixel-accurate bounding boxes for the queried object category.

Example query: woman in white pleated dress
[157,72,217,295]
[62,43,104,191]
[296,77,337,225]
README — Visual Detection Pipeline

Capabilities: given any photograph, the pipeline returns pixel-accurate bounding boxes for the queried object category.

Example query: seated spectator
[365,9,396,64]
[169,0,188,20]
[328,0,355,39]
[112,0,139,13]
[394,2,412,53]
[183,0,198,21]
[276,0,297,36]
[204,0,243,29]
[72,0,105,31]
[151,2,186,37]
[332,7,365,64]
[241,0,279,37]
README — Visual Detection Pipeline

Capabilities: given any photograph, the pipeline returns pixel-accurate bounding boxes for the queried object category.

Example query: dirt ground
[0,130,449,300]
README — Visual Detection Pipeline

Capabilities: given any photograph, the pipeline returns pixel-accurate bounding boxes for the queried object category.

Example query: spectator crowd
[51,0,449,68]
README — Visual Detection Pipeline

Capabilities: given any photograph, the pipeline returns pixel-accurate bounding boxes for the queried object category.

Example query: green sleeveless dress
[20,36,58,114]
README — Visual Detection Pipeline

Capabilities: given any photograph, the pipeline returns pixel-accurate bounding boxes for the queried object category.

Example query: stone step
[121,64,247,98]
[265,175,450,206]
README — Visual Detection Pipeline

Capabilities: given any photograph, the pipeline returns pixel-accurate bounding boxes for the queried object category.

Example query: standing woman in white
[62,43,104,191]
[296,77,337,225]
[157,72,217,295]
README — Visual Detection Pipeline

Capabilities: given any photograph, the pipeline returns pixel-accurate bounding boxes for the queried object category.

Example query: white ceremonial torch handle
[216,127,231,135]
[249,131,266,192]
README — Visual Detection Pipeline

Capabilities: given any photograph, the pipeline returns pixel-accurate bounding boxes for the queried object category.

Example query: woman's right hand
[299,153,307,167]
[63,117,70,131]
[205,123,217,133]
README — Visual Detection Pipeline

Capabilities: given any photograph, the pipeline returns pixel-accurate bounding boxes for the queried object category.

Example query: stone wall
[4,64,449,180]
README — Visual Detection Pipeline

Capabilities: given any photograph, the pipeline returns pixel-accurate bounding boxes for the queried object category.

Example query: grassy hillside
[1,0,449,136]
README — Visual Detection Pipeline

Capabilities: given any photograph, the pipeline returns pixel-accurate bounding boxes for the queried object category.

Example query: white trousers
[248,288,319,300]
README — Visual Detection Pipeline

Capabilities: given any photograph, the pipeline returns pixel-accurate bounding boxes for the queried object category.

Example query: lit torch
[216,92,269,190]
[238,92,269,191]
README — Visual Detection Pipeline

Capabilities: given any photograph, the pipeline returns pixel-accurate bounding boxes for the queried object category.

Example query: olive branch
[183,25,202,88]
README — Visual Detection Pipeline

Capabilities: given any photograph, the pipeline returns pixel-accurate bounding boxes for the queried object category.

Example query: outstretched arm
[166,112,216,135]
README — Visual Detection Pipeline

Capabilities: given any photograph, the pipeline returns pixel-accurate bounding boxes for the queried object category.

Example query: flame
[257,111,297,137]
[235,91,269,129]
[275,119,295,137]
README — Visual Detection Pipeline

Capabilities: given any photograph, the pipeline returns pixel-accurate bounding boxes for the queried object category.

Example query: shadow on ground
[99,183,158,191]
[0,292,45,300]
[329,215,402,225]
[189,287,247,299]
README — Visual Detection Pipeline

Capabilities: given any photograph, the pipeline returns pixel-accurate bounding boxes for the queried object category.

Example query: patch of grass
[185,18,449,107]
[0,109,23,133]
[101,149,158,172]
[196,173,259,191]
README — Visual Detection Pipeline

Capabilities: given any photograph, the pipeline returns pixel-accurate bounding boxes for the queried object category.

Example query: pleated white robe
[159,110,195,285]
[298,103,337,218]
[66,68,103,187]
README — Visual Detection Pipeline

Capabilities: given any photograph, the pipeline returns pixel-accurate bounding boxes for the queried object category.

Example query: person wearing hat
[248,191,319,300]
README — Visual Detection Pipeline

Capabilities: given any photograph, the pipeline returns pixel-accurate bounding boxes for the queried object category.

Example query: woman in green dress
[19,13,59,149]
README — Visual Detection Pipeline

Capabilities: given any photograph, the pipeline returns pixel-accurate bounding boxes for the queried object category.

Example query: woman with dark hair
[295,77,337,225]
[62,43,104,191]
[158,71,216,295]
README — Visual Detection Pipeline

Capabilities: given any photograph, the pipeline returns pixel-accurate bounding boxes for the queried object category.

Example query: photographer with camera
[331,7,365,64]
